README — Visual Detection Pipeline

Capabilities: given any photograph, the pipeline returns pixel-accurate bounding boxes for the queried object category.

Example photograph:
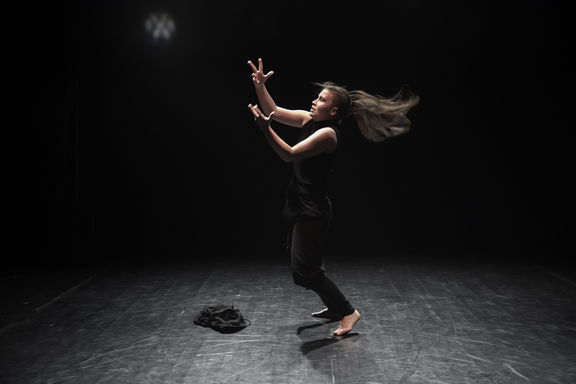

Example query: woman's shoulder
[301,117,315,129]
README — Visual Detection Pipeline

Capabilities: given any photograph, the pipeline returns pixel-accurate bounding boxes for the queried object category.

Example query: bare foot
[333,310,361,336]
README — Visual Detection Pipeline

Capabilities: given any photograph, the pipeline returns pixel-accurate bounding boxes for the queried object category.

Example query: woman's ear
[330,106,339,116]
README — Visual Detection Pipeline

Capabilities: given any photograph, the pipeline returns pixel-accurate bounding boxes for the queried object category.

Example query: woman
[247,58,419,336]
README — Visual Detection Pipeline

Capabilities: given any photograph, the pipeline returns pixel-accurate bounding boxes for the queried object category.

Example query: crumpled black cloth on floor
[193,304,250,334]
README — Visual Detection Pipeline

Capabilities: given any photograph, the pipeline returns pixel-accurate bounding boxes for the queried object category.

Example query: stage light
[145,13,175,42]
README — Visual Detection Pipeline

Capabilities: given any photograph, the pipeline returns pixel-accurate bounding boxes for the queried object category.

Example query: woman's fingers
[248,58,273,85]
[248,104,260,119]
[248,104,271,123]
[253,105,266,119]
[247,60,258,73]
[253,105,264,119]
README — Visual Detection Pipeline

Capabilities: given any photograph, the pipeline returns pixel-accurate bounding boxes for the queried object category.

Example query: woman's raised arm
[248,58,311,128]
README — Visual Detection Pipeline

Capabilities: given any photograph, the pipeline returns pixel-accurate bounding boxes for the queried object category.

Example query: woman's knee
[291,263,312,287]
[291,268,324,289]
[292,272,310,289]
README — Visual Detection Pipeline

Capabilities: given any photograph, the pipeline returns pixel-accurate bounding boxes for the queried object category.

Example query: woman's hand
[247,58,274,86]
[248,104,275,131]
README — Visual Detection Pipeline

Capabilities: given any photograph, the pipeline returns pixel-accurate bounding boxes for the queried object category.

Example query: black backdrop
[8,1,574,268]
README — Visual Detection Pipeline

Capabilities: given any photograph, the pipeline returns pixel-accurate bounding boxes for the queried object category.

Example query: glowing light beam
[145,13,175,42]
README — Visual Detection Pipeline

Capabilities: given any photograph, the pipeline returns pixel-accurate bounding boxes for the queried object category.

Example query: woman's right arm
[248,58,311,128]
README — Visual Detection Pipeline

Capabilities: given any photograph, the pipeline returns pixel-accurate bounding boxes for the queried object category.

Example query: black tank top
[282,118,340,222]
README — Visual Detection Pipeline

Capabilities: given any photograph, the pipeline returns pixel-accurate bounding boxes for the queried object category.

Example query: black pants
[286,215,355,318]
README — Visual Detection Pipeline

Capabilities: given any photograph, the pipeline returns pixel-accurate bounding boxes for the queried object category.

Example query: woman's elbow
[281,155,295,163]
[281,150,297,163]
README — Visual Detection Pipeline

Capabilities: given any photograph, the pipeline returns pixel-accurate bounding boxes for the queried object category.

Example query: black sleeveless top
[282,118,340,223]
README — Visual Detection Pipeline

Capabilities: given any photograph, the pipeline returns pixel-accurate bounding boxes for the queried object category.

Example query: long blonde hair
[314,82,420,142]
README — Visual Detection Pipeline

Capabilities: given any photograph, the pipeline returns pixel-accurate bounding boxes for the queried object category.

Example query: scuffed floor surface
[1,253,575,383]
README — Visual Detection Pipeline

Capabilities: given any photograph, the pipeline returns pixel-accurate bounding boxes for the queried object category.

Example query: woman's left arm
[249,104,337,163]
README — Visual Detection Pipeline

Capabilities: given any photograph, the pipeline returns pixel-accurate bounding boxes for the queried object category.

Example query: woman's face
[310,89,338,121]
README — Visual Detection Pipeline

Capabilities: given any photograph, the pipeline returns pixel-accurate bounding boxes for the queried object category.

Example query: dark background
[7,1,574,271]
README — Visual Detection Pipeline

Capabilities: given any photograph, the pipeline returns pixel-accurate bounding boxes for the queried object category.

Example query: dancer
[247,58,419,336]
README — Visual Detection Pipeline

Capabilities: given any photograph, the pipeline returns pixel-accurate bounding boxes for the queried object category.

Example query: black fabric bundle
[193,304,250,334]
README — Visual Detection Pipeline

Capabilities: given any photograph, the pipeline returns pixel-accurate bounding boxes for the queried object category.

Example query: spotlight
[145,13,175,42]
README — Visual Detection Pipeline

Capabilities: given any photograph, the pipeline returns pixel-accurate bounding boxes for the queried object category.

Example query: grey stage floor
[1,253,575,383]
